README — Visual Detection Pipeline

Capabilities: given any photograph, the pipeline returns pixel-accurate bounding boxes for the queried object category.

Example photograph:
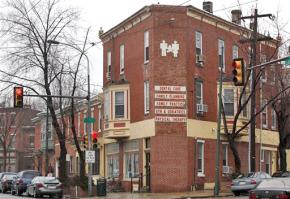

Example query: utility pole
[239,9,273,172]
[45,105,49,175]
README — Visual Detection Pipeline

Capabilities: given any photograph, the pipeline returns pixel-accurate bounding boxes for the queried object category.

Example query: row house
[0,106,39,172]
[33,96,103,180]
[99,2,280,192]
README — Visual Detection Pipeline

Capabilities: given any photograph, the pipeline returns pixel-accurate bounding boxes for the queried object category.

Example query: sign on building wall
[154,85,187,123]
[160,40,179,58]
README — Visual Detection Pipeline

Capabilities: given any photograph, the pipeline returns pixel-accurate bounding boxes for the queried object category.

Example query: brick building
[33,96,102,179]
[0,106,39,172]
[99,3,280,192]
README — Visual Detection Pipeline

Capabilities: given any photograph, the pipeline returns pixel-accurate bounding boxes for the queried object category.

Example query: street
[0,193,54,198]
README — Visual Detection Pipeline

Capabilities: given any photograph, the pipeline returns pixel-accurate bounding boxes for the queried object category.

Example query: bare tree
[0,0,82,183]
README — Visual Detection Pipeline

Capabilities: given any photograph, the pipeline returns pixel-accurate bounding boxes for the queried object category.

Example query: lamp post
[47,40,93,196]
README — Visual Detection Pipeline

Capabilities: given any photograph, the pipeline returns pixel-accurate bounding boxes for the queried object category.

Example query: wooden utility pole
[239,9,273,172]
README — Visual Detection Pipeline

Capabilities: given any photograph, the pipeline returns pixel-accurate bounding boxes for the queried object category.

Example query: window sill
[144,60,149,65]
[197,173,205,177]
[195,62,204,67]
[123,178,139,181]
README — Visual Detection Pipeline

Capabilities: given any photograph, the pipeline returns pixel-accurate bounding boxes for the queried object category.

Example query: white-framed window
[77,112,81,137]
[124,140,139,179]
[261,149,264,162]
[104,92,110,120]
[265,150,271,174]
[232,45,238,59]
[144,30,149,63]
[222,144,228,166]
[120,44,124,74]
[260,54,267,82]
[115,91,125,118]
[218,39,225,71]
[197,140,204,176]
[195,31,202,56]
[98,107,102,131]
[241,92,248,118]
[195,80,203,105]
[223,89,234,116]
[106,143,119,178]
[271,107,277,130]
[262,99,268,128]
[41,119,52,141]
[144,81,149,114]
[107,51,112,79]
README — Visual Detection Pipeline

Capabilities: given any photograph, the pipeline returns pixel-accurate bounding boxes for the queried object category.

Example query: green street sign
[84,117,95,123]
[285,57,290,66]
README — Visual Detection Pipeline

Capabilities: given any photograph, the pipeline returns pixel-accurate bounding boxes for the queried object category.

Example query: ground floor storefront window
[124,140,139,179]
[106,143,119,178]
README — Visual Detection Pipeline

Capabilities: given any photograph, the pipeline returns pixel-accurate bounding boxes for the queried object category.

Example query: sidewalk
[79,190,233,199]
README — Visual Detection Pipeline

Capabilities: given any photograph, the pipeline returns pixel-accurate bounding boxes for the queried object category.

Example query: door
[145,152,150,190]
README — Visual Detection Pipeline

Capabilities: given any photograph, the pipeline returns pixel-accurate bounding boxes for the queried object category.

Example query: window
[107,51,111,75]
[144,81,149,114]
[144,31,149,62]
[41,119,52,141]
[197,140,204,176]
[260,54,267,82]
[29,135,34,146]
[104,92,110,120]
[195,31,202,57]
[106,143,119,178]
[218,39,225,71]
[115,91,124,118]
[262,99,267,128]
[93,148,100,175]
[223,89,234,116]
[124,140,139,178]
[98,108,102,131]
[120,44,124,74]
[195,80,203,105]
[265,151,271,174]
[222,144,228,166]
[241,93,248,118]
[261,149,264,162]
[232,45,238,59]
[271,108,277,130]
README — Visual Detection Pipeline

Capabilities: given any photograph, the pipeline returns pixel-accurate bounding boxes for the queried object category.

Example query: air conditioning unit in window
[106,72,111,80]
[196,54,205,65]
[222,166,232,174]
[196,104,208,114]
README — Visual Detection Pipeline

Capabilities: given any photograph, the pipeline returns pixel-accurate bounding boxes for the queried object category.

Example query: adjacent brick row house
[98,3,280,192]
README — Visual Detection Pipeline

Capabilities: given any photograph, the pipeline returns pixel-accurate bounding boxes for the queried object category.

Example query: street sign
[84,117,95,123]
[85,150,95,163]
[285,57,290,66]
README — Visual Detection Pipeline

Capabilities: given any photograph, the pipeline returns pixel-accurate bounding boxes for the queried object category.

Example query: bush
[67,175,89,190]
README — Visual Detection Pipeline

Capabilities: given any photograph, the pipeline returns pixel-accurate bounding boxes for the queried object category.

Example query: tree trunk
[229,137,241,174]
[79,153,85,177]
[278,142,287,172]
[3,144,7,172]
[59,136,67,182]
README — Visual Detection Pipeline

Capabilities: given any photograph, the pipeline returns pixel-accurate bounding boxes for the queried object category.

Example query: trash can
[96,178,107,196]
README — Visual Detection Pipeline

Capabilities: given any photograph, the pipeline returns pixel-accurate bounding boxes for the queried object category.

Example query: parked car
[0,173,17,193]
[231,171,271,196]
[0,172,16,193]
[27,176,63,198]
[272,171,290,177]
[249,178,290,199]
[11,170,41,196]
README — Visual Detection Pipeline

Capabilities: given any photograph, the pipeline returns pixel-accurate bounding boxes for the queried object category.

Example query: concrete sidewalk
[79,190,233,199]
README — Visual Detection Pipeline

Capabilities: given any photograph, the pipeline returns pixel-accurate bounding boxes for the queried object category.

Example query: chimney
[231,10,242,25]
[203,1,213,14]
[98,27,104,38]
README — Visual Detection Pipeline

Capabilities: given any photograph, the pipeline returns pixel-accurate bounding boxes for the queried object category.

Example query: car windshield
[23,172,37,179]
[39,177,59,184]
[258,179,288,188]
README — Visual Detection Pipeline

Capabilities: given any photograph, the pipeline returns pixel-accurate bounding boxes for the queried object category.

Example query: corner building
[100,4,279,192]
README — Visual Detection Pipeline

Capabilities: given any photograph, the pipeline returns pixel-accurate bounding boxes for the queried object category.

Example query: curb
[175,193,233,199]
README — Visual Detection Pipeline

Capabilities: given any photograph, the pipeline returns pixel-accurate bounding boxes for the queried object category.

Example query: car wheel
[33,188,38,198]
[2,189,6,194]
[233,191,240,196]
[11,189,15,195]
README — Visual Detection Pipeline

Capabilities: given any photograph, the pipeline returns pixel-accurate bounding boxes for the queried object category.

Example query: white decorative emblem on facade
[160,40,179,58]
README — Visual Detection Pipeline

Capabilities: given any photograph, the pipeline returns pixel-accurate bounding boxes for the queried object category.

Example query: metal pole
[45,105,49,175]
[259,81,263,171]
[214,46,224,196]
[87,61,92,196]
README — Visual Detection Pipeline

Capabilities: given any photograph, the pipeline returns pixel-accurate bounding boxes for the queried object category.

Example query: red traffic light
[14,87,23,108]
[92,131,98,140]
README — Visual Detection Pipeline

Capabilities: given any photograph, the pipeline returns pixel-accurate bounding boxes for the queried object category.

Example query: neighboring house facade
[99,3,280,192]
[0,106,39,172]
[33,96,103,179]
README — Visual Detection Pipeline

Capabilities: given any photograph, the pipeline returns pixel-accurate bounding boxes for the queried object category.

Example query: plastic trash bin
[96,178,107,196]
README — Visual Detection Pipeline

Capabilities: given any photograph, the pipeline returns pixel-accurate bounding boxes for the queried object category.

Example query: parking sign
[85,150,95,163]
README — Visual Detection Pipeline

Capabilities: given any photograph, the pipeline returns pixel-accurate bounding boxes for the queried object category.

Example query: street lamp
[47,39,93,196]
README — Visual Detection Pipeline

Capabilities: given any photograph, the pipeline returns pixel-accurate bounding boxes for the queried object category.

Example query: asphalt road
[0,193,54,198]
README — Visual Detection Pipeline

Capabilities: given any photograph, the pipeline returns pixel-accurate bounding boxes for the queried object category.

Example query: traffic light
[82,134,88,149]
[14,87,23,108]
[232,58,245,86]
[92,131,98,148]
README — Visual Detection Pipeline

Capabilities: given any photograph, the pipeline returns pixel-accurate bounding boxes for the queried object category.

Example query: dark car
[11,170,41,196]
[0,173,17,193]
[249,178,290,199]
[27,176,63,198]
[272,171,290,177]
[231,172,271,196]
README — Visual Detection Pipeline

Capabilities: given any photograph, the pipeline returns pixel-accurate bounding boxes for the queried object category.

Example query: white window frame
[197,140,205,177]
[98,107,102,131]
[223,88,234,116]
[232,45,238,59]
[144,30,149,63]
[222,143,228,167]
[262,99,268,128]
[144,81,149,114]
[114,91,125,119]
[218,39,225,72]
[195,80,203,106]
[106,143,120,178]
[271,108,277,130]
[104,92,110,120]
[261,149,264,162]
[195,31,202,56]
[124,140,139,180]
[120,44,124,74]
